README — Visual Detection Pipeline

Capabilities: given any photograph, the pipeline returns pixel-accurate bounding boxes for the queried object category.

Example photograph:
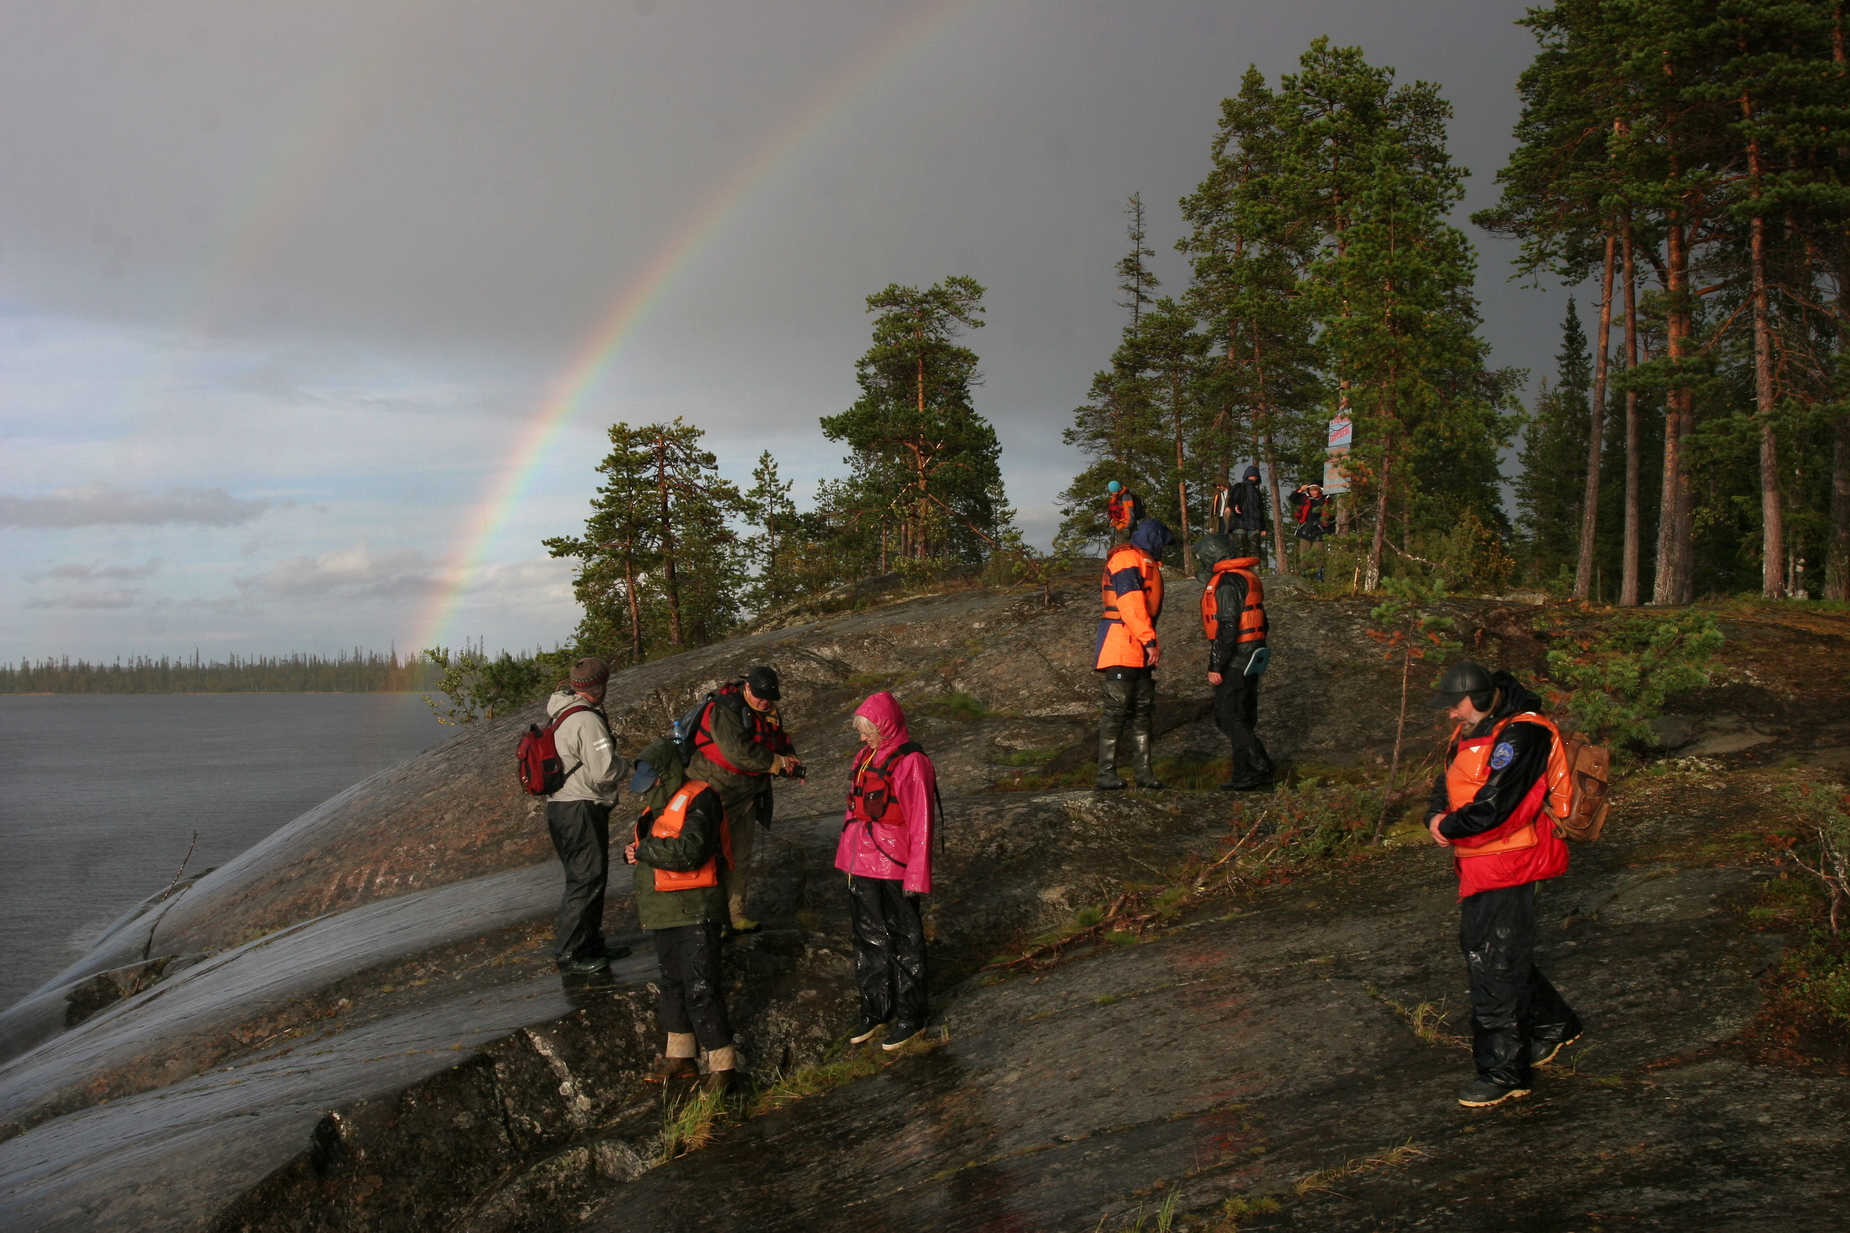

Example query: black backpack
[672,693,716,766]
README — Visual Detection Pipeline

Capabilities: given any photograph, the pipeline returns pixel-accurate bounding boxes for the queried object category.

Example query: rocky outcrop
[0,577,1843,1231]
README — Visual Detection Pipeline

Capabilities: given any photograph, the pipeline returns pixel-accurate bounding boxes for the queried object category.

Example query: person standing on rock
[1427,660,1583,1109]
[1227,464,1269,565]
[1194,532,1275,791]
[1095,498,1175,791]
[545,657,633,983]
[624,739,742,1095]
[687,665,804,935]
[837,691,937,1050]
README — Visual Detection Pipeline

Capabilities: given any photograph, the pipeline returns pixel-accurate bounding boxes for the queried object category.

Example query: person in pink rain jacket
[835,690,936,1050]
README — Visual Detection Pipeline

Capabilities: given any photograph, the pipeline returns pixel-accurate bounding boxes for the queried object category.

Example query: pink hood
[855,690,910,760]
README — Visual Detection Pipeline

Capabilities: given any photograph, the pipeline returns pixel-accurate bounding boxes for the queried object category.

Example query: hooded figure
[1425,665,1581,1108]
[624,739,741,1094]
[1095,516,1175,790]
[836,691,938,1050]
[1228,465,1269,564]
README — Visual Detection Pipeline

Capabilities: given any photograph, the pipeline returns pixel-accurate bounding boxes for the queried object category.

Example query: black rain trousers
[848,874,929,1029]
[654,919,733,1051]
[1459,882,1580,1088]
[546,800,611,967]
[1212,673,1273,785]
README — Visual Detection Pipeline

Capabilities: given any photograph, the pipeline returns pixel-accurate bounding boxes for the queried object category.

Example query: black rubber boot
[1130,732,1164,789]
[1096,679,1133,790]
[1095,722,1125,790]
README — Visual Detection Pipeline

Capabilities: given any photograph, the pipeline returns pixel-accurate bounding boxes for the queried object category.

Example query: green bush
[1543,610,1724,748]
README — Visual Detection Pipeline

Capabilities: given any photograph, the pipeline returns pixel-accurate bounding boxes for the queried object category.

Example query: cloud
[237,542,439,603]
[26,557,161,582]
[24,589,139,610]
[0,485,273,528]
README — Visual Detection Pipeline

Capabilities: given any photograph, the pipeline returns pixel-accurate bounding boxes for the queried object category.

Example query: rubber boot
[1130,732,1164,790]
[1095,713,1126,790]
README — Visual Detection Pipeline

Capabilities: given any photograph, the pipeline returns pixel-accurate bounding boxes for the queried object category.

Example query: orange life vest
[1445,713,1571,857]
[1100,546,1164,623]
[1107,491,1132,530]
[639,779,733,892]
[1200,557,1267,643]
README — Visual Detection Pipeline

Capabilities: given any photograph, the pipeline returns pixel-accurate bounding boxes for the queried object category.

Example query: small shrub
[1543,610,1723,749]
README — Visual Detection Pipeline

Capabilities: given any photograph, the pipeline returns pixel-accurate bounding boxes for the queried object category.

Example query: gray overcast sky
[0,0,1568,659]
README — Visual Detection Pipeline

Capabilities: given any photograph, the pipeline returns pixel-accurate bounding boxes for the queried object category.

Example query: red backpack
[516,704,599,796]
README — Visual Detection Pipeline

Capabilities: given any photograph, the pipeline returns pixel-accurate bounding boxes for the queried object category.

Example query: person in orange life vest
[624,738,742,1095]
[544,657,633,982]
[689,665,803,934]
[1095,504,1175,790]
[835,691,937,1050]
[1194,532,1275,792]
[1105,482,1140,544]
[1427,661,1582,1109]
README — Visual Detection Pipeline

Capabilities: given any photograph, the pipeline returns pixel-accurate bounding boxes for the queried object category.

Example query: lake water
[0,693,454,1009]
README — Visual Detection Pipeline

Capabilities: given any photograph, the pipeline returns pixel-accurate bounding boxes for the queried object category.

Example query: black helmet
[1430,660,1495,710]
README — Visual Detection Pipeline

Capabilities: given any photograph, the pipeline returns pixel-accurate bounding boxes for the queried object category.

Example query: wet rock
[0,577,1842,1231]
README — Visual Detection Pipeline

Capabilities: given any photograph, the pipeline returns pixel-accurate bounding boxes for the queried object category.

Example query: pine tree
[1180,66,1324,572]
[545,419,745,663]
[821,277,1008,563]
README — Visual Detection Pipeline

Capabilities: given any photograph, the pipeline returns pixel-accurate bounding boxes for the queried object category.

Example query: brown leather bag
[1552,729,1612,842]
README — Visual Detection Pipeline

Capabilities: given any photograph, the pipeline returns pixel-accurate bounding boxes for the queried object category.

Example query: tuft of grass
[937,691,988,721]
[752,1049,883,1115]
[1294,1141,1429,1196]
[1207,1195,1283,1230]
[1383,996,1467,1049]
[658,1085,730,1163]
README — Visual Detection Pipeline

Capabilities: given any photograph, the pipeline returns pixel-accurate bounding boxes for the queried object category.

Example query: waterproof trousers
[1098,667,1156,779]
[1459,881,1580,1088]
[546,800,611,967]
[1229,529,1266,567]
[848,874,929,1029]
[654,919,734,1051]
[1213,672,1273,786]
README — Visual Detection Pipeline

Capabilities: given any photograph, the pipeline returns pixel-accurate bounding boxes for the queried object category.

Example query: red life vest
[844,741,926,867]
[1444,712,1570,895]
[691,682,793,777]
[1200,557,1266,643]
[1107,491,1132,530]
[638,779,733,892]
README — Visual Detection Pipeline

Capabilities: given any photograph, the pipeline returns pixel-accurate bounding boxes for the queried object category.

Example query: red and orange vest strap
[1443,714,1569,858]
[643,779,732,891]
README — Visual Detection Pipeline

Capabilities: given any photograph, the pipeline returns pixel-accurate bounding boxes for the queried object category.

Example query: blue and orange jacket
[1096,519,1174,670]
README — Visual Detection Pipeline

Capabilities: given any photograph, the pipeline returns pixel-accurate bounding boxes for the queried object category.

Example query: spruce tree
[1514,301,1594,582]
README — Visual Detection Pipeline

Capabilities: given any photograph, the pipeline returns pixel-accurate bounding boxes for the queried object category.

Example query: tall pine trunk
[1742,105,1784,599]
[1654,218,1695,606]
[1829,414,1850,600]
[1620,223,1643,606]
[1575,232,1616,600]
[1366,424,1392,593]
[655,433,684,645]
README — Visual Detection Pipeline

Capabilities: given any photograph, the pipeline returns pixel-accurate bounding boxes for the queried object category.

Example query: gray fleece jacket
[545,690,630,805]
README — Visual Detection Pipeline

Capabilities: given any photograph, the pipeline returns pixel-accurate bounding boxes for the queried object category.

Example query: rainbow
[409,0,984,658]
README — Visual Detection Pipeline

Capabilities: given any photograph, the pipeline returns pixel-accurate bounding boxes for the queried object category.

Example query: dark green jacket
[631,782,728,930]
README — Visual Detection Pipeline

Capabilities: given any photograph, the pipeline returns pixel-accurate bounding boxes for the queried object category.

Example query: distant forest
[0,649,445,695]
